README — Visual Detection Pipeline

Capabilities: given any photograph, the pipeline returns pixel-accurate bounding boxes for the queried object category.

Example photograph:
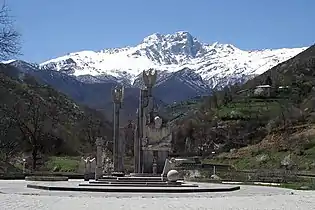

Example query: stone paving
[0,180,315,209]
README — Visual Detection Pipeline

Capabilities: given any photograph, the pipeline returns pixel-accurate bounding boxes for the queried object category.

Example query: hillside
[6,61,170,123]
[170,44,315,172]
[0,64,112,170]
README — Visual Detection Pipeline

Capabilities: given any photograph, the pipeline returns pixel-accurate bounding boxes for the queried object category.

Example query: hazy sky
[7,0,315,63]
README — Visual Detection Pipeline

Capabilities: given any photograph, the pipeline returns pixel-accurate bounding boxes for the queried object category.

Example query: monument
[95,137,105,180]
[134,69,173,174]
[112,85,124,173]
[26,68,241,193]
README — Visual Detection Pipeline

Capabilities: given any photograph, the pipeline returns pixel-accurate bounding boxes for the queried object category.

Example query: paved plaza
[0,180,315,210]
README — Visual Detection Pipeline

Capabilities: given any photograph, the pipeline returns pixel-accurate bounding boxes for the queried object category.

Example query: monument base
[27,180,241,193]
[111,171,125,177]
[130,173,161,177]
[142,149,170,174]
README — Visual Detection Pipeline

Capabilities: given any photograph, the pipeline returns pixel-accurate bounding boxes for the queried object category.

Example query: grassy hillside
[170,44,315,171]
[0,64,112,170]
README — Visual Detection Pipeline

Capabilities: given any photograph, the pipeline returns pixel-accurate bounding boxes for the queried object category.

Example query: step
[79,183,198,188]
[89,181,183,185]
[98,178,166,183]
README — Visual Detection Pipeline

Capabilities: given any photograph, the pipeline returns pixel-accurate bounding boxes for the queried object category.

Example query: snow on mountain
[39,31,307,88]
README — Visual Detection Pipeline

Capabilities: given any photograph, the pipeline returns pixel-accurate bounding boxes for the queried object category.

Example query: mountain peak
[142,33,163,44]
[141,31,197,45]
[138,31,204,62]
[172,31,194,39]
[38,31,308,89]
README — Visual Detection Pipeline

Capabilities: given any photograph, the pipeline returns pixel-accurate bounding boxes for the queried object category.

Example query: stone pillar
[152,160,157,175]
[139,89,146,173]
[112,86,124,172]
[118,129,125,171]
[134,109,141,173]
[95,137,104,180]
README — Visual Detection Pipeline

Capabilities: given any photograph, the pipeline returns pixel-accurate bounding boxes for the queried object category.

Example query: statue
[112,86,124,105]
[143,69,157,88]
[101,145,112,174]
[103,157,113,174]
[82,156,96,180]
[161,157,176,177]
[142,115,172,150]
[134,69,173,174]
[152,157,157,175]
[185,137,192,153]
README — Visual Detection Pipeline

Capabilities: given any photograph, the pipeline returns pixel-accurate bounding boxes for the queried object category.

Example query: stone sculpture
[134,69,173,174]
[185,137,192,153]
[112,85,124,172]
[101,142,113,175]
[95,137,104,180]
[82,156,96,181]
[142,68,157,88]
[167,170,179,182]
[142,116,172,150]
[161,157,176,177]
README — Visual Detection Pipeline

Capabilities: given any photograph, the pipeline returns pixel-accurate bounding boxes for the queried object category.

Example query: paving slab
[1,180,315,210]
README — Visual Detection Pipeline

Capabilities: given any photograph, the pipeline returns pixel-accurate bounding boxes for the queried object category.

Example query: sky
[6,0,315,63]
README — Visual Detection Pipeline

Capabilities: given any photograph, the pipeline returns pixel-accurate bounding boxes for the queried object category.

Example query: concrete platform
[27,182,240,193]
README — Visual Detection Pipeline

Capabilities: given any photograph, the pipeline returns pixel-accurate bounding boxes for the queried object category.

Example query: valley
[1,31,315,185]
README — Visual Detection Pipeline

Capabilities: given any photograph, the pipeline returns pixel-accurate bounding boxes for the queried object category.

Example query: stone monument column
[95,137,104,180]
[112,86,124,172]
[141,69,157,173]
[134,109,141,173]
[142,69,156,124]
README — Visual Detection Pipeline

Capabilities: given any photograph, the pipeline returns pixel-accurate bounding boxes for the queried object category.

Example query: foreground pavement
[0,180,314,209]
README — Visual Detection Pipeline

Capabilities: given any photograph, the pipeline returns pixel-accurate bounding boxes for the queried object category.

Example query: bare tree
[0,116,20,161]
[3,96,56,170]
[0,3,20,60]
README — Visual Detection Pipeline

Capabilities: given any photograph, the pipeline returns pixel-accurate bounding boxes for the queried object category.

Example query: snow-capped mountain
[39,31,307,89]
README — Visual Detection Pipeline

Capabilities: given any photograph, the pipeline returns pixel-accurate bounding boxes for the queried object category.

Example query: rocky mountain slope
[40,31,307,89]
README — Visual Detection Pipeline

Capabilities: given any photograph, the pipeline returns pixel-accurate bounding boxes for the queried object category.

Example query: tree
[0,115,20,161]
[212,92,218,108]
[78,110,112,153]
[0,3,20,60]
[265,75,273,86]
[3,95,57,170]
[223,87,232,105]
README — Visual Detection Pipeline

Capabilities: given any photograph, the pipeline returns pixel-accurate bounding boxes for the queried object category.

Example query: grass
[281,181,315,190]
[208,143,315,172]
[216,98,283,120]
[45,156,81,172]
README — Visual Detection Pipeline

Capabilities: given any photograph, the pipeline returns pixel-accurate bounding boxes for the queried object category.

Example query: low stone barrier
[0,172,84,180]
[25,176,69,181]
